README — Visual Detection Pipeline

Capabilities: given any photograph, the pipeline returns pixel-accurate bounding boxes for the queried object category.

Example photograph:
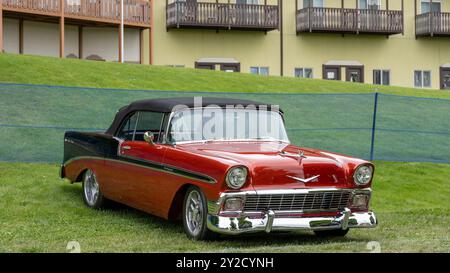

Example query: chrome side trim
[62,156,103,166]
[119,154,217,184]
[62,156,217,184]
[112,135,216,184]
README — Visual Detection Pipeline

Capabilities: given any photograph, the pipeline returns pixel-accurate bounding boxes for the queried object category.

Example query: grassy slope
[1,53,450,99]
[0,162,449,253]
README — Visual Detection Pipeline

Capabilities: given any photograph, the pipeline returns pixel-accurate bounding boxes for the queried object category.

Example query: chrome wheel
[83,169,99,207]
[185,190,204,237]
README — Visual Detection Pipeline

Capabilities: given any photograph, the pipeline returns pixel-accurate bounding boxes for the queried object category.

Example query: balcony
[166,1,279,31]
[296,7,403,35]
[416,12,450,37]
[2,0,151,27]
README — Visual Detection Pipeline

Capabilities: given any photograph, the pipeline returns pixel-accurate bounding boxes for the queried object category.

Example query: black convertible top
[105,97,283,135]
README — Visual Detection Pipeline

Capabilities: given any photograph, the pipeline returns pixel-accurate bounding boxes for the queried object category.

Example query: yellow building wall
[151,0,450,89]
[152,0,281,75]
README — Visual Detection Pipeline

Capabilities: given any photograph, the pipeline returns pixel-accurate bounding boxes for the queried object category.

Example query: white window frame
[237,0,260,4]
[303,0,324,8]
[373,69,390,86]
[359,0,381,10]
[250,66,269,76]
[295,68,314,78]
[421,0,442,14]
[414,70,432,88]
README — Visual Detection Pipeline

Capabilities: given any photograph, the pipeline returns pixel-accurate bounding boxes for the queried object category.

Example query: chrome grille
[243,191,351,212]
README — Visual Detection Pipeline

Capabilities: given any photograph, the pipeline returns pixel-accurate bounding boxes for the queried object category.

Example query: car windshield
[167,107,289,144]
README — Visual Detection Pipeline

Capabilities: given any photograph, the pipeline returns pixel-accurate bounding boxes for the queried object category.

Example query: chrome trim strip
[120,154,217,184]
[216,187,366,197]
[131,112,140,142]
[112,134,216,184]
[62,156,217,184]
[253,188,361,195]
[63,156,103,166]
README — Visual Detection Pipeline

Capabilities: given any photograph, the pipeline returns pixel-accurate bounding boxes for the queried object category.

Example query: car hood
[176,141,360,189]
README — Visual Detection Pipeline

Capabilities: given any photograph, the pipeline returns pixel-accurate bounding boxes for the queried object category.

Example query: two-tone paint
[61,132,374,221]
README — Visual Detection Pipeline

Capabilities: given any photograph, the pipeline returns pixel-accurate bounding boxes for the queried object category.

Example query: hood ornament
[281,150,307,158]
[281,149,307,163]
[287,175,320,183]
[298,150,306,158]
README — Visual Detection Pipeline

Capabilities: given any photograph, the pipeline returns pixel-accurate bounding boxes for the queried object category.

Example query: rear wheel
[182,186,217,241]
[82,169,106,209]
[314,229,349,237]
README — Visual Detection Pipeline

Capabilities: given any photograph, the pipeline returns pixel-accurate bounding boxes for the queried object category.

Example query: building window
[421,0,441,13]
[359,0,380,10]
[237,0,260,4]
[303,0,324,8]
[295,68,313,78]
[250,67,269,76]
[373,70,390,85]
[414,70,431,88]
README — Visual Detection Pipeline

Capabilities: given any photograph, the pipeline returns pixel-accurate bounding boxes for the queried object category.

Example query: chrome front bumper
[207,209,377,235]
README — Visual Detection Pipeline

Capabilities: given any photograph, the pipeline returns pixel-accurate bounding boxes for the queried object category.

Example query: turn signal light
[352,194,370,209]
[223,198,244,211]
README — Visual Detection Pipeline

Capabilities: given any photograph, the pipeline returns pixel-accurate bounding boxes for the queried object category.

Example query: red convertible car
[60,97,377,240]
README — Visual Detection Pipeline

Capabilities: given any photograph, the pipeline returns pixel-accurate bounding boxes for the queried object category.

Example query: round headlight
[353,165,373,186]
[226,167,248,189]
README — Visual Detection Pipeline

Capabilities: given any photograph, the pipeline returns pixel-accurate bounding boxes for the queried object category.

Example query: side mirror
[143,131,155,145]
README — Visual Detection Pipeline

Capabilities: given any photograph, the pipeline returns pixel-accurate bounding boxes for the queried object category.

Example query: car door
[104,111,169,215]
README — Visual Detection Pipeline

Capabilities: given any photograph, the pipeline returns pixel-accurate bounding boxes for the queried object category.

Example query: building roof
[106,97,283,135]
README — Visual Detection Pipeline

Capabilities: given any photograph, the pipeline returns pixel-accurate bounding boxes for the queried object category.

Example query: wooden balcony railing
[2,0,151,27]
[416,12,450,37]
[3,0,61,15]
[166,1,279,31]
[297,7,403,35]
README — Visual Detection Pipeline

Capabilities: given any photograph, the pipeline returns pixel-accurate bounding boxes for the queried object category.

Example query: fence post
[369,92,379,161]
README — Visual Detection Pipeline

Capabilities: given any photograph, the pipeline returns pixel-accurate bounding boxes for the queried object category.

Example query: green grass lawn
[0,162,449,253]
[1,53,450,99]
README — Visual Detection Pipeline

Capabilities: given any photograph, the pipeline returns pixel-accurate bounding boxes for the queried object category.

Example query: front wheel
[182,186,217,241]
[82,169,106,209]
[314,229,349,237]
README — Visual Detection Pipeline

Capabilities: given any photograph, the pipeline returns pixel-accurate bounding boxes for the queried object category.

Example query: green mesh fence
[0,83,448,163]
